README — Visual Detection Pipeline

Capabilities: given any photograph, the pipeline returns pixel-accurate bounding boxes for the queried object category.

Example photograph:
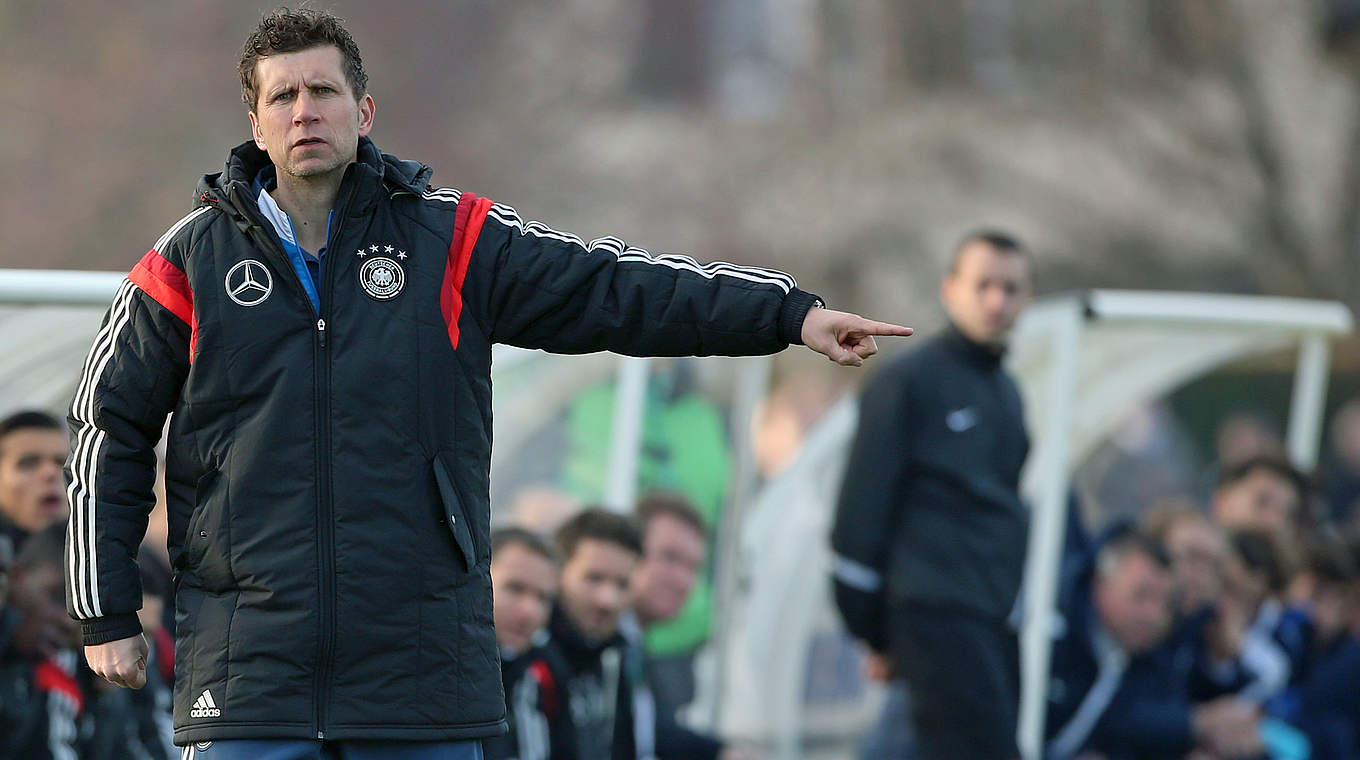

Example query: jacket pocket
[432,452,476,573]
[182,469,234,592]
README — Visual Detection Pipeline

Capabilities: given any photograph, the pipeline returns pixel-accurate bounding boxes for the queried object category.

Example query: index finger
[855,320,913,337]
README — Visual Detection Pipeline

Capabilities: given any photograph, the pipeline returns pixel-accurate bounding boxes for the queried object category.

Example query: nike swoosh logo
[946,407,979,433]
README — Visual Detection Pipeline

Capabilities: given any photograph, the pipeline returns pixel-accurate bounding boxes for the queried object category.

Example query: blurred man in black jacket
[832,231,1032,760]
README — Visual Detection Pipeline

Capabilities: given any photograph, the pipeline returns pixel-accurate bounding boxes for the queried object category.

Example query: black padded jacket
[64,137,819,745]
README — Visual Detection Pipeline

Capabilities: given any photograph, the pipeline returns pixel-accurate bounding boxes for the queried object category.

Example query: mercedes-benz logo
[225,260,273,307]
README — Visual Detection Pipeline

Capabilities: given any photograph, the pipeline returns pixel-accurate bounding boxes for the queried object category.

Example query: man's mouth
[294,137,326,148]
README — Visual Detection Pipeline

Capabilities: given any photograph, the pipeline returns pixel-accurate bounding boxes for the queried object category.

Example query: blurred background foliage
[6,0,1360,363]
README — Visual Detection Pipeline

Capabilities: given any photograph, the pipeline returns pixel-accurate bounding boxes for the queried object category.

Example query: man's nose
[293,93,320,124]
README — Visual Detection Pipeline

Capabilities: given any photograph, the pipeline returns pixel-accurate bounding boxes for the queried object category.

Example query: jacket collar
[548,602,626,664]
[198,136,433,210]
[942,322,1006,368]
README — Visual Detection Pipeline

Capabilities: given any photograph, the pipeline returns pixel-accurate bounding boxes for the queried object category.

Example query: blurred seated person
[631,492,707,714]
[1271,532,1360,760]
[1188,529,1303,706]
[547,509,749,760]
[0,522,85,759]
[1211,455,1312,552]
[484,527,577,760]
[1142,501,1228,621]
[1045,530,1260,760]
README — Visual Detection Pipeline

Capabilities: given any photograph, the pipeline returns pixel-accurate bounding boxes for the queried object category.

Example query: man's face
[940,242,1031,349]
[558,538,638,642]
[632,514,706,625]
[1094,552,1173,654]
[491,542,557,653]
[1212,469,1300,537]
[248,45,374,182]
[0,428,69,533]
[1165,517,1226,616]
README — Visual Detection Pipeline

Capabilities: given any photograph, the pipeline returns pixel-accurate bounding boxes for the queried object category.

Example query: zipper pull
[317,318,327,348]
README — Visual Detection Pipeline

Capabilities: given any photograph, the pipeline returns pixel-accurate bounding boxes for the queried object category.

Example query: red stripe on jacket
[441,193,494,350]
[128,249,198,361]
[34,659,84,715]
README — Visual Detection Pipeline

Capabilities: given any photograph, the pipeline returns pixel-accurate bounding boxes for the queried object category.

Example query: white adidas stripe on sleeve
[67,207,209,622]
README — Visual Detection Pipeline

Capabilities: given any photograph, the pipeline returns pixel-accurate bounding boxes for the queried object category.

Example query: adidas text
[191,689,222,719]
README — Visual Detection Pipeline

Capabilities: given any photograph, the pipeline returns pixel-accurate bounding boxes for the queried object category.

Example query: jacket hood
[196,136,433,206]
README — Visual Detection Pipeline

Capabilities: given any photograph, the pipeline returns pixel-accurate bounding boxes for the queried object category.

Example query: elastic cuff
[778,288,823,346]
[81,613,143,647]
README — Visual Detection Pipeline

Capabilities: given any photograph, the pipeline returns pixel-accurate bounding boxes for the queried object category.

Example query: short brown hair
[635,491,707,540]
[555,508,642,562]
[239,7,368,109]
[948,229,1028,274]
[492,526,558,564]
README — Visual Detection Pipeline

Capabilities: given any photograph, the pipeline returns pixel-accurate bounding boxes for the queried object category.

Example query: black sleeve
[65,227,195,646]
[829,361,914,651]
[457,195,819,356]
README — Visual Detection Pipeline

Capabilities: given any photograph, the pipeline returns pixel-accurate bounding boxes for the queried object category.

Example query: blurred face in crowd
[248,45,374,183]
[1216,416,1281,469]
[1094,550,1173,653]
[1165,516,1226,616]
[559,538,638,642]
[12,560,80,648]
[633,513,706,626]
[941,241,1031,350]
[1212,468,1300,538]
[0,427,69,533]
[491,541,557,653]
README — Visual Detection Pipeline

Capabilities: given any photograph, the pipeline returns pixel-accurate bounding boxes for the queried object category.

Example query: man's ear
[248,111,266,150]
[357,94,375,138]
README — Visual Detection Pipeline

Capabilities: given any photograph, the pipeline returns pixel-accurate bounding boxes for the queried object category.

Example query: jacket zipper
[312,179,355,740]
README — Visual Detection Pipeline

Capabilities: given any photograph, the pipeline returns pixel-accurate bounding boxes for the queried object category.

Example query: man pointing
[68,8,910,759]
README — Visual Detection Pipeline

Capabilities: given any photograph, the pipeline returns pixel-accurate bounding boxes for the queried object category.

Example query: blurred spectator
[1272,531,1360,760]
[632,492,707,713]
[0,522,84,759]
[832,230,1032,760]
[1211,455,1312,547]
[1141,501,1227,619]
[1216,412,1286,471]
[1188,529,1300,706]
[0,414,79,665]
[1324,398,1360,526]
[484,527,577,760]
[0,410,69,550]
[1045,530,1260,760]
[548,509,652,760]
[547,508,742,760]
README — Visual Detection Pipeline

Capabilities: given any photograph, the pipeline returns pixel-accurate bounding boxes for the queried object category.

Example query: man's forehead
[0,427,66,458]
[569,538,638,570]
[256,46,347,87]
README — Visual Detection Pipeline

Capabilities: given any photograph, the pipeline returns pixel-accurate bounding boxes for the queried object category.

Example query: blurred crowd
[7,382,1360,760]
[0,407,754,760]
[1038,402,1360,760]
